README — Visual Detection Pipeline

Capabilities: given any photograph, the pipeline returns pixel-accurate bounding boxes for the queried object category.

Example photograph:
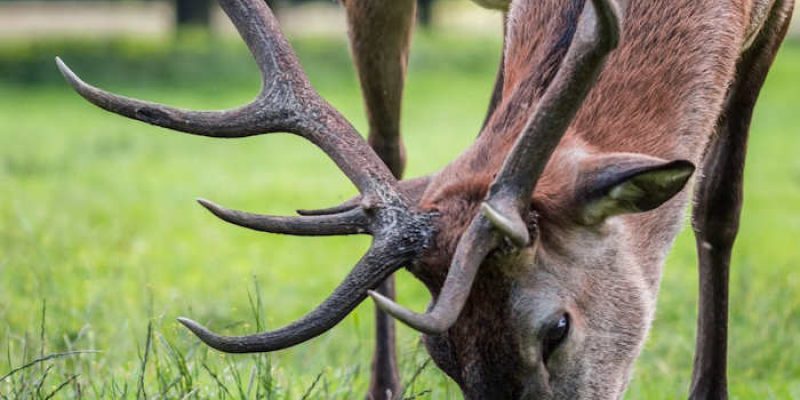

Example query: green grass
[1,34,799,399]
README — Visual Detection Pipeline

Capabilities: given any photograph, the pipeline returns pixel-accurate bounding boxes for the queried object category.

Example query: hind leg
[689,2,793,399]
[340,1,416,398]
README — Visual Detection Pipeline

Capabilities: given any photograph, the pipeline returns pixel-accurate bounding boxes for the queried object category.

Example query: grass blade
[136,321,153,400]
[43,374,79,400]
[0,350,99,383]
[300,371,324,400]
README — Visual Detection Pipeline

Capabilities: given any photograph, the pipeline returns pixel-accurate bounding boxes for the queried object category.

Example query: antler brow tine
[197,198,371,236]
[370,217,500,334]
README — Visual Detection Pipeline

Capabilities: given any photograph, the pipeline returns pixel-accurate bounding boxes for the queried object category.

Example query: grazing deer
[56,0,794,398]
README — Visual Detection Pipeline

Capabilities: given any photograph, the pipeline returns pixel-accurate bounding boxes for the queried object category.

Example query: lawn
[1,32,799,399]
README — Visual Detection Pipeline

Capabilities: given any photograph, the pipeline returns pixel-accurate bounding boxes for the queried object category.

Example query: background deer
[56,0,794,398]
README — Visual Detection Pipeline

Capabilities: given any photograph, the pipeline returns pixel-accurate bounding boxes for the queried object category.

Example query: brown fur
[406,0,793,398]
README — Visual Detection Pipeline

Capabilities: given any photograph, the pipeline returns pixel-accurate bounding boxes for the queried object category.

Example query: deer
[55,0,794,398]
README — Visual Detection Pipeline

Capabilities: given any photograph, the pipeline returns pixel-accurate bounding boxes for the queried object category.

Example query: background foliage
[1,6,799,399]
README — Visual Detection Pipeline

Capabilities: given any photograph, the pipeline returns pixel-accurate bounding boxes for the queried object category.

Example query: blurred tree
[175,0,212,27]
[418,0,434,28]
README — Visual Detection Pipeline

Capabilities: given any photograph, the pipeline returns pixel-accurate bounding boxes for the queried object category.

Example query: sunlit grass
[1,35,799,398]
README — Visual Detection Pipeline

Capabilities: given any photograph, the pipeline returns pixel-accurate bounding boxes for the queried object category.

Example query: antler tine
[370,216,499,334]
[197,198,370,236]
[56,0,398,197]
[484,0,623,243]
[370,0,624,335]
[55,57,274,139]
[296,175,433,217]
[53,0,296,139]
[296,201,360,217]
[178,238,414,353]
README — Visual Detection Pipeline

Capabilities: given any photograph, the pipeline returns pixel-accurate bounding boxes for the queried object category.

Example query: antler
[483,0,623,243]
[370,0,624,334]
[178,236,418,353]
[58,0,434,352]
[57,0,395,197]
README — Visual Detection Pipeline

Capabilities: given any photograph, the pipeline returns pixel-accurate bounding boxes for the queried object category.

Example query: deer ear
[575,155,695,225]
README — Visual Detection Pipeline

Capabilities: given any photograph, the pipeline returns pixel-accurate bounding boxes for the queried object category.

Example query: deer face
[415,150,693,399]
[507,243,649,400]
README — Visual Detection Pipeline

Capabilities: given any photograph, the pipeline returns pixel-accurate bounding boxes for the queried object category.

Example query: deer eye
[542,313,570,363]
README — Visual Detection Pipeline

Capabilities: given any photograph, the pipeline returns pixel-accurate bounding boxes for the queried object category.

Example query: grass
[1,32,799,399]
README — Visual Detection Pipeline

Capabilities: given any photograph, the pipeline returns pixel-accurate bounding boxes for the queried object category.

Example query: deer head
[57,0,698,398]
[367,1,697,397]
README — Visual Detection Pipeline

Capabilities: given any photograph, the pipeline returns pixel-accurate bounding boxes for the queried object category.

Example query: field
[1,33,800,399]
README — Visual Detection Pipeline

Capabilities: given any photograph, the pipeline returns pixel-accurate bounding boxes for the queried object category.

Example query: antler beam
[371,0,624,334]
[484,0,623,238]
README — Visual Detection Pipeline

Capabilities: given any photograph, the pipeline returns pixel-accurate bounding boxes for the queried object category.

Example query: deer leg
[340,1,416,399]
[343,0,415,179]
[689,2,792,399]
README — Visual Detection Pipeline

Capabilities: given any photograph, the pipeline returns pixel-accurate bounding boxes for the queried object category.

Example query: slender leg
[341,1,416,398]
[689,2,792,399]
[343,0,415,179]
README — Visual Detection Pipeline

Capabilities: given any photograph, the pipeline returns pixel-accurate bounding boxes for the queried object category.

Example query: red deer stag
[56,0,794,398]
